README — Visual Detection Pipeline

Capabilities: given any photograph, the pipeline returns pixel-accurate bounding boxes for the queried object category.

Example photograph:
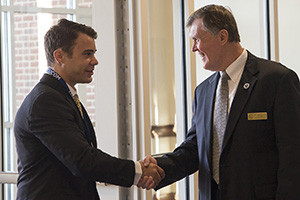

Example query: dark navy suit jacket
[156,51,300,199]
[14,74,135,200]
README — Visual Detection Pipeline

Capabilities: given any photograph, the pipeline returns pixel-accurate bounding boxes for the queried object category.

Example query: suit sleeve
[155,89,200,190]
[28,91,135,187]
[274,70,300,199]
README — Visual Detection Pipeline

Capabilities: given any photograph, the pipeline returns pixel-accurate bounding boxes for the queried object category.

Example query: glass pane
[1,11,13,123]
[3,127,16,172]
[14,12,73,109]
[78,0,92,8]
[1,0,8,6]
[4,184,17,200]
[2,12,17,200]
[12,0,74,9]
[278,0,300,77]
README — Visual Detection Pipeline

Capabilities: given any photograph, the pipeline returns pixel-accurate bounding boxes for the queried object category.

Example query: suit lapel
[222,52,259,152]
[81,106,97,147]
[41,74,93,143]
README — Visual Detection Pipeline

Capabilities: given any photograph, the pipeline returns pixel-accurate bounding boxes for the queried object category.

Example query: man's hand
[137,157,165,190]
[143,155,158,166]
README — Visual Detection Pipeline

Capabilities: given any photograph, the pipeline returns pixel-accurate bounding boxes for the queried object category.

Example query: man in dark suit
[14,19,164,200]
[142,4,300,199]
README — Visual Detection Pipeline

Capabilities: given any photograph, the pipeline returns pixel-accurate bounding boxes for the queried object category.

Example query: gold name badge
[248,112,268,120]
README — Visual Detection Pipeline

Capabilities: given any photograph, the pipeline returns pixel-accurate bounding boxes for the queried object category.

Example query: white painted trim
[268,0,280,61]
[0,173,18,184]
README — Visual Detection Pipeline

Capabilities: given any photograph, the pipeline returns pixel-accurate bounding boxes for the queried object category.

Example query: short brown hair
[44,19,97,67]
[186,4,240,42]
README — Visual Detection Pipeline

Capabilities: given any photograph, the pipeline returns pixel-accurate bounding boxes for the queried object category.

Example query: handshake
[137,156,165,190]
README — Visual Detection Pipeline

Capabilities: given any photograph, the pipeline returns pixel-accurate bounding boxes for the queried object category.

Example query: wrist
[139,161,145,173]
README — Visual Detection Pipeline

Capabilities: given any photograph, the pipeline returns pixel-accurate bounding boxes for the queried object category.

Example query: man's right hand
[137,157,164,190]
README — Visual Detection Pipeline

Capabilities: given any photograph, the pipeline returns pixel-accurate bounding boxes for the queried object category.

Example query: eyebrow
[82,49,97,54]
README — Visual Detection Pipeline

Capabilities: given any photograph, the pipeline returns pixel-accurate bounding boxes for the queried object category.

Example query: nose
[92,55,99,66]
[191,41,197,52]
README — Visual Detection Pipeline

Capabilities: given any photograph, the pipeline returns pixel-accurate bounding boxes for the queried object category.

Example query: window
[0,1,93,199]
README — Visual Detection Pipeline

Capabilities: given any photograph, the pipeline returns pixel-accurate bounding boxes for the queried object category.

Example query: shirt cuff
[133,161,142,185]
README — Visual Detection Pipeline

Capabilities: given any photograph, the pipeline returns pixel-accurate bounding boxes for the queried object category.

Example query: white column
[92,1,120,199]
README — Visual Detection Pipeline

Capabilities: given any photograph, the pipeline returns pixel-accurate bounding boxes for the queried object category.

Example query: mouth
[199,52,205,57]
[199,52,207,62]
[86,69,94,76]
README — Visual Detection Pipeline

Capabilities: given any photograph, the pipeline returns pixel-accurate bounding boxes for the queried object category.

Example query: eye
[83,51,94,57]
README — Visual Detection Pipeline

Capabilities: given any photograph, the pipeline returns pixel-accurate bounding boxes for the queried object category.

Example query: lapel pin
[243,83,250,89]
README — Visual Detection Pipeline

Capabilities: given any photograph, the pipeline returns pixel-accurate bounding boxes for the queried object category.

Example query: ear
[218,29,229,46]
[53,48,65,64]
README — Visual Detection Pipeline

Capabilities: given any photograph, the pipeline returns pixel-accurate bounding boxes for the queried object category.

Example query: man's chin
[203,65,210,70]
[80,79,93,84]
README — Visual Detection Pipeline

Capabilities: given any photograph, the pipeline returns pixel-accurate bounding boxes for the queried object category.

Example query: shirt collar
[67,83,77,97]
[225,49,248,83]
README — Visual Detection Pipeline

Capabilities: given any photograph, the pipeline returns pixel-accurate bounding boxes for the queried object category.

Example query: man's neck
[50,66,76,90]
[221,43,244,71]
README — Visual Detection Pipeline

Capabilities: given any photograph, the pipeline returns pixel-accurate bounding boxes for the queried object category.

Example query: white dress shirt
[225,49,248,112]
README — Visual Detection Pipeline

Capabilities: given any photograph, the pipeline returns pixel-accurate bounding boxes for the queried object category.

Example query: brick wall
[15,13,39,108]
[79,0,92,8]
[13,0,37,6]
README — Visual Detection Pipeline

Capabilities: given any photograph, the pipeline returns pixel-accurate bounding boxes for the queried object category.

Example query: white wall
[92,1,121,199]
[278,0,300,77]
